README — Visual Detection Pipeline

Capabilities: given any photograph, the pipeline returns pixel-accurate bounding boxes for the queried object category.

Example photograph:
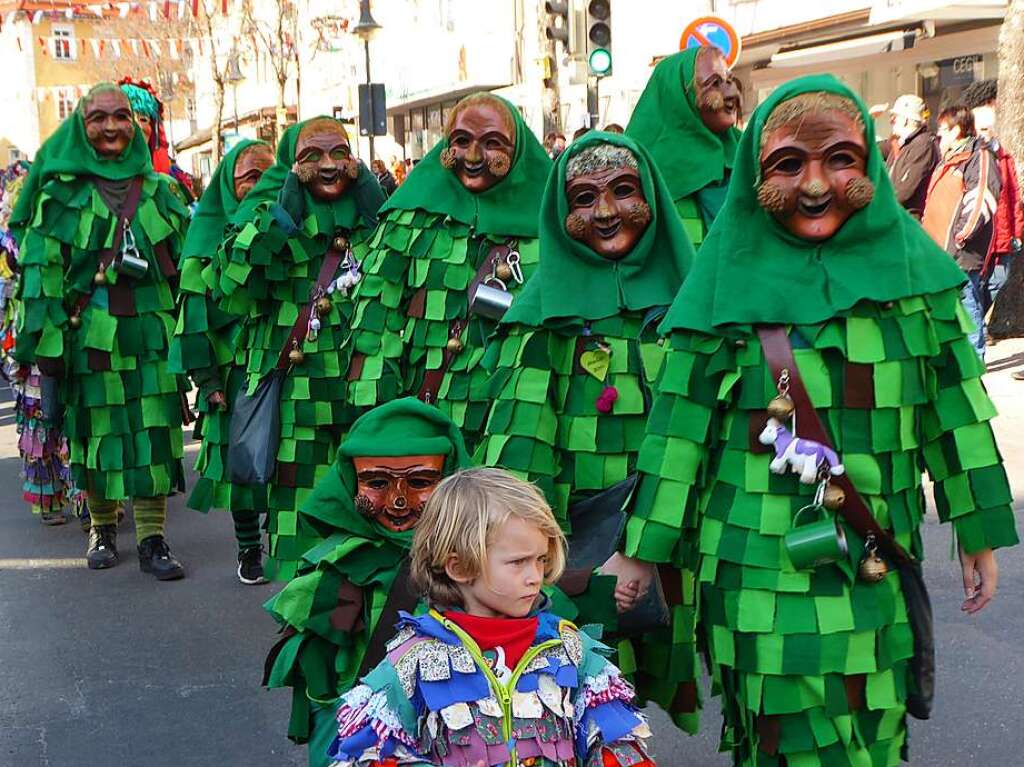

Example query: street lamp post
[226,50,244,144]
[352,0,381,163]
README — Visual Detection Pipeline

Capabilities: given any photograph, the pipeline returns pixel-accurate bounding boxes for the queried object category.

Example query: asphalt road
[1,342,1022,767]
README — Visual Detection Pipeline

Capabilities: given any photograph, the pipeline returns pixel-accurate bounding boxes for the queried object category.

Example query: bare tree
[190,0,238,165]
[998,0,1024,177]
[242,0,299,142]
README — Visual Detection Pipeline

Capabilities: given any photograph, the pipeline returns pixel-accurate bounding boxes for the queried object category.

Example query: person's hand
[614,579,641,613]
[207,389,227,411]
[599,552,656,600]
[959,546,998,614]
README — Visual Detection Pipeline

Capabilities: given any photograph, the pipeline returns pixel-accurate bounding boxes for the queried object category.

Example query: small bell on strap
[288,340,305,366]
[69,313,82,329]
[93,268,108,286]
[821,483,846,511]
[857,534,889,583]
[446,336,464,354]
[494,260,513,282]
[315,295,332,317]
[332,235,349,252]
[767,367,796,421]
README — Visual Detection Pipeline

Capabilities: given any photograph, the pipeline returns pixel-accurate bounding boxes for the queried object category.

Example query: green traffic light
[589,47,612,75]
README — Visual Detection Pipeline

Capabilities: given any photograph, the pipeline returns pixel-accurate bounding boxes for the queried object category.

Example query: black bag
[39,375,63,426]
[898,561,935,720]
[228,369,284,485]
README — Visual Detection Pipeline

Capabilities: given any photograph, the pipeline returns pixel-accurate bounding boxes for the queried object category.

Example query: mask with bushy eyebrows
[353,455,446,532]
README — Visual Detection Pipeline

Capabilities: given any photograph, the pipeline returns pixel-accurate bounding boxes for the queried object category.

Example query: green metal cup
[784,504,849,570]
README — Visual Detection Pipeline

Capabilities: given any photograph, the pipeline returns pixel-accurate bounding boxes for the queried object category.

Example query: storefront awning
[869,0,1006,24]
[770,27,925,67]
[386,82,510,114]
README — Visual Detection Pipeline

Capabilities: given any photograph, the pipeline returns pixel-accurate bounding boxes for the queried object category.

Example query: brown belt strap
[275,240,346,370]
[357,559,417,678]
[757,325,913,565]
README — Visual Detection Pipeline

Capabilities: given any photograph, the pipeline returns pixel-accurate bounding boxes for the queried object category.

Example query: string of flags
[33,75,186,103]
[35,34,215,59]
[2,0,235,29]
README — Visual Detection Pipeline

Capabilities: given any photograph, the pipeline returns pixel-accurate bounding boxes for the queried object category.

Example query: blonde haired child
[326,467,656,767]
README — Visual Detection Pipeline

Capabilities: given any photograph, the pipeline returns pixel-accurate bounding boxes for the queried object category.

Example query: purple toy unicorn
[758,417,845,484]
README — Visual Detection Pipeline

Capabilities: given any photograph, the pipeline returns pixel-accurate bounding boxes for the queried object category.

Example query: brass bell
[446,337,464,354]
[766,394,795,421]
[822,484,846,511]
[858,547,889,583]
[93,269,107,285]
[288,343,305,366]
[332,235,349,251]
[68,314,82,329]
[316,296,332,317]
[495,261,513,282]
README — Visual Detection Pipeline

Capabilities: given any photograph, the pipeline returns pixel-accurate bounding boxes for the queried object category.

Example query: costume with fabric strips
[263,398,472,765]
[10,95,190,506]
[325,609,655,767]
[625,48,740,248]
[625,76,1018,765]
[213,118,385,581]
[345,96,550,449]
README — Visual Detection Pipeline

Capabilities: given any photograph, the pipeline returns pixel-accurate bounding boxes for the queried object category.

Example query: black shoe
[137,535,185,581]
[237,546,267,585]
[87,524,119,570]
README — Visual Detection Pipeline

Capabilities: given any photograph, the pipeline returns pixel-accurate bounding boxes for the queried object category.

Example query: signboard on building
[937,54,982,87]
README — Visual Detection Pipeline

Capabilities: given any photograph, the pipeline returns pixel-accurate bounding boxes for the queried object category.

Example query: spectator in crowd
[390,155,406,185]
[602,122,624,133]
[922,104,1001,358]
[544,131,567,159]
[885,94,939,218]
[572,125,592,142]
[371,158,397,197]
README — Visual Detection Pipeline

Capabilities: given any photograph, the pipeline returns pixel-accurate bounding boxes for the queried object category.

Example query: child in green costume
[10,84,191,579]
[213,117,385,581]
[345,92,551,448]
[625,45,741,247]
[613,76,1018,765]
[169,138,275,584]
[263,397,472,766]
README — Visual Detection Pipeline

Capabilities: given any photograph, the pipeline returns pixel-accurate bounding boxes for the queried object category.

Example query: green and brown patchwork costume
[625,48,740,248]
[213,120,384,581]
[263,397,472,766]
[345,98,551,448]
[626,77,1018,765]
[11,98,189,533]
[170,140,271,553]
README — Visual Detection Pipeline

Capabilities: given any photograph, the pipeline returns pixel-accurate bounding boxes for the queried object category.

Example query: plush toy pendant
[857,534,889,583]
[595,385,618,413]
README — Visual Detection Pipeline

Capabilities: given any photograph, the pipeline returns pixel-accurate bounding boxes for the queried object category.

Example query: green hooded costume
[626,76,1018,765]
[11,88,190,500]
[345,94,552,448]
[170,139,271,536]
[625,47,741,246]
[213,118,386,581]
[263,397,472,765]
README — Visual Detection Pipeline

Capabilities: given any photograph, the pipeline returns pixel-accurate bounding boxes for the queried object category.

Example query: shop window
[52,26,76,61]
[57,89,76,121]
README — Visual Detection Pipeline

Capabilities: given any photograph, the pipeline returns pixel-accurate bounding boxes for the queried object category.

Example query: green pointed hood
[380,94,552,238]
[625,48,740,203]
[503,131,693,327]
[660,74,966,336]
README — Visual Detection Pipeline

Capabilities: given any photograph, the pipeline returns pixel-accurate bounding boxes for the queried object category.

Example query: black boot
[237,546,267,585]
[86,524,119,570]
[137,535,185,581]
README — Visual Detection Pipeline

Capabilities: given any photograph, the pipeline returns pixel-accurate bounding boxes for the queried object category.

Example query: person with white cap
[885,94,940,218]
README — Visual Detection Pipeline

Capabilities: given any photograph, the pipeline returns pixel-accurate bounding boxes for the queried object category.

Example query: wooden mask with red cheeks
[757,93,873,242]
[293,120,358,201]
[564,144,651,261]
[83,88,136,158]
[232,144,275,201]
[352,455,446,532]
[694,46,742,135]
[442,97,516,194]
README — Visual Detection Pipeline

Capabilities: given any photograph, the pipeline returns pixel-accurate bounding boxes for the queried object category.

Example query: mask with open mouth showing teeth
[443,95,516,194]
[757,92,871,241]
[352,455,446,533]
[694,46,742,135]
[83,87,136,159]
[293,118,356,201]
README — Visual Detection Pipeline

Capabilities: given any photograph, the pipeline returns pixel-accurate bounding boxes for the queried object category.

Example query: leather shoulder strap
[357,559,417,678]
[275,240,346,370]
[756,325,913,565]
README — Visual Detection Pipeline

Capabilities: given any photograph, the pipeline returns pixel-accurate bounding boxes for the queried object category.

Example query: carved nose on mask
[802,179,829,198]
[595,193,616,220]
[466,143,483,163]
[391,495,408,510]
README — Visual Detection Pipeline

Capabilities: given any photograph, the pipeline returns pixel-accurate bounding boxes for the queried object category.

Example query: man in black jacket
[885,94,939,219]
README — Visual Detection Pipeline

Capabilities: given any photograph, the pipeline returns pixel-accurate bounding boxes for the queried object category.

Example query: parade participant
[608,76,1017,765]
[10,83,192,578]
[263,397,472,765]
[214,116,385,581]
[325,467,656,767]
[344,92,551,449]
[169,138,275,583]
[626,45,742,246]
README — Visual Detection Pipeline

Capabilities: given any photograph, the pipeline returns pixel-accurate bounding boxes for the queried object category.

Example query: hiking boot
[87,524,119,569]
[137,535,185,581]
[41,508,68,526]
[237,546,267,585]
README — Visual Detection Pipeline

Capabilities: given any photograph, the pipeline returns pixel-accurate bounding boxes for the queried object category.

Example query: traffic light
[586,0,612,77]
[544,1,569,47]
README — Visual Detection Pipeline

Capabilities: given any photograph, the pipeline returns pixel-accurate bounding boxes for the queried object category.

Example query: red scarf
[443,612,539,672]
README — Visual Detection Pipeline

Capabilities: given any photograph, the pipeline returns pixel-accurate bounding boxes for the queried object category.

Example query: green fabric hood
[503,131,693,327]
[380,95,551,238]
[625,48,740,203]
[660,74,966,335]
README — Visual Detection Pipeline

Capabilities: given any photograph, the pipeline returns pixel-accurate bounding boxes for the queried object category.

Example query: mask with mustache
[694,46,742,135]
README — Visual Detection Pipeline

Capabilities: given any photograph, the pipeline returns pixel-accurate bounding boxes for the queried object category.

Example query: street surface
[1,342,1023,766]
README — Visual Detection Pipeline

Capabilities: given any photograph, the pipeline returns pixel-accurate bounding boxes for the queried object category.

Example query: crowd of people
[1,44,1020,767]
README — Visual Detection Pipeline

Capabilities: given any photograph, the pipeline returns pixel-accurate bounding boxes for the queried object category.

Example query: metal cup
[469,280,513,320]
[784,504,849,570]
[115,251,149,279]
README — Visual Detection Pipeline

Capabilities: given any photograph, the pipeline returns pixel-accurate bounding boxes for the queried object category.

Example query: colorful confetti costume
[213,118,385,581]
[10,96,190,513]
[345,96,551,449]
[170,139,271,553]
[264,398,472,766]
[625,77,1019,766]
[625,48,741,248]
[326,610,655,767]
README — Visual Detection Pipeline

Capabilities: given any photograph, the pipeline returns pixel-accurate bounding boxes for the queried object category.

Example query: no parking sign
[680,16,741,68]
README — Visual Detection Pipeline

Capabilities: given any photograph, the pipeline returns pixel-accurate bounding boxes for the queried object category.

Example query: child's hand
[614,579,641,613]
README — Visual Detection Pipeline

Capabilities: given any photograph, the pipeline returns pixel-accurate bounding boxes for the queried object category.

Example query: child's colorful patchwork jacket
[326,609,655,767]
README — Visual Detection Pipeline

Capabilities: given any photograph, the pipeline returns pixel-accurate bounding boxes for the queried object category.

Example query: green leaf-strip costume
[263,397,472,760]
[214,118,385,580]
[625,48,741,245]
[346,96,552,448]
[627,75,1018,764]
[11,94,190,500]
